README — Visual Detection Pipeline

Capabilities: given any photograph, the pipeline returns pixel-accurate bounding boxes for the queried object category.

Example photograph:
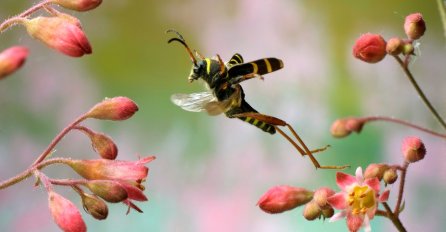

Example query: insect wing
[171,92,216,112]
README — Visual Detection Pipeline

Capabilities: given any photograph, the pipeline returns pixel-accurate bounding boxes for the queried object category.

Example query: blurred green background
[0,0,445,231]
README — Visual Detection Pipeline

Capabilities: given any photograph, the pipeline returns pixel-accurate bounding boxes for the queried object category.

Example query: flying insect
[167,29,347,170]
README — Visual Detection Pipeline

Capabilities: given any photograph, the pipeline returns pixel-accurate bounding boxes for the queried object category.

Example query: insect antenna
[166,29,197,66]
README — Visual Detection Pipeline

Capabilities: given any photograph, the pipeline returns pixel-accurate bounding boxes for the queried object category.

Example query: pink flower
[327,167,389,232]
[86,97,139,121]
[48,191,86,232]
[0,46,29,80]
[68,156,155,183]
[404,13,426,40]
[401,136,426,163]
[51,0,103,12]
[24,16,92,57]
[352,33,387,63]
[257,185,313,214]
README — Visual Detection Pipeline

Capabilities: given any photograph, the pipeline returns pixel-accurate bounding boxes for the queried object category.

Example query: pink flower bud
[402,136,426,163]
[68,156,155,182]
[345,118,365,134]
[76,126,118,159]
[85,180,128,203]
[303,200,321,220]
[386,37,404,56]
[404,13,426,40]
[0,46,29,80]
[383,168,398,185]
[353,33,387,63]
[80,192,108,220]
[364,163,389,180]
[257,186,313,214]
[330,119,351,138]
[313,187,335,210]
[48,191,86,232]
[86,97,139,121]
[51,0,102,11]
[24,16,92,57]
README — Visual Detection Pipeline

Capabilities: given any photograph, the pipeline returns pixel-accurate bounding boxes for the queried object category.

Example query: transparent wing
[171,92,217,113]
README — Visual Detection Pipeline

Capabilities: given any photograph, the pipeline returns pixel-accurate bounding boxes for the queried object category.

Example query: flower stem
[437,0,446,41]
[32,114,87,166]
[0,0,52,33]
[393,55,446,131]
[0,157,71,190]
[394,162,409,215]
[363,116,446,139]
[382,202,407,232]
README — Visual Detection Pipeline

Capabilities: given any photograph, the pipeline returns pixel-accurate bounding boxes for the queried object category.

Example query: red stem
[362,116,446,139]
[32,114,87,166]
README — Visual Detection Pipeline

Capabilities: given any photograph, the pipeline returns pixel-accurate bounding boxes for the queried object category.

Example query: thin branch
[393,55,446,131]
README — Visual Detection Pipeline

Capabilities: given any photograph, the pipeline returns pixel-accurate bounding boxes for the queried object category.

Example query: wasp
[167,29,347,170]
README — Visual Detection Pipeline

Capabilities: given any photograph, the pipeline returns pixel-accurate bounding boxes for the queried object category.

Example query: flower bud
[76,126,118,160]
[321,207,334,218]
[383,168,398,185]
[386,37,403,56]
[402,42,415,55]
[330,119,350,138]
[364,163,389,180]
[85,180,128,203]
[80,192,108,220]
[402,136,426,163]
[86,97,139,121]
[345,118,365,134]
[0,46,29,80]
[313,187,335,210]
[404,13,426,40]
[303,200,322,221]
[67,156,155,182]
[353,33,387,63]
[51,0,102,11]
[24,16,92,57]
[48,191,86,232]
[257,186,313,214]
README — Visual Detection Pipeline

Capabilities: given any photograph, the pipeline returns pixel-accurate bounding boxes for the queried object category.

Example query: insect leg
[233,112,349,170]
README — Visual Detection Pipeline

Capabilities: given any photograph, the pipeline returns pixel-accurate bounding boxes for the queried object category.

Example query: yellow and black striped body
[190,53,283,134]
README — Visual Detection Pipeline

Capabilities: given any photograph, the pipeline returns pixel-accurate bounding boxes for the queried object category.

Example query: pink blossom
[24,16,92,57]
[68,156,155,183]
[0,46,29,80]
[327,167,389,232]
[48,191,86,232]
[352,33,387,63]
[257,185,313,214]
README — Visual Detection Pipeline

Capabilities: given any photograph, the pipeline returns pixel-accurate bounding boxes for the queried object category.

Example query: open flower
[327,167,389,232]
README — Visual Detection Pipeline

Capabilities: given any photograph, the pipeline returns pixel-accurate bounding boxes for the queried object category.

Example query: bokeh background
[0,0,445,231]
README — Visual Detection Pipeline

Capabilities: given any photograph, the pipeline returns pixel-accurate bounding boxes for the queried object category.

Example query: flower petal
[355,167,364,184]
[363,215,371,232]
[347,213,364,232]
[336,172,357,191]
[327,192,347,210]
[364,177,380,193]
[379,189,390,202]
[329,210,347,222]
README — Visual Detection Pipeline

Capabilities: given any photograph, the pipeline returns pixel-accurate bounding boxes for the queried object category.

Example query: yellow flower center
[347,185,376,215]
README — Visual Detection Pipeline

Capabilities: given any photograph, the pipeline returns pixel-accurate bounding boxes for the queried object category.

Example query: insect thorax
[190,58,228,88]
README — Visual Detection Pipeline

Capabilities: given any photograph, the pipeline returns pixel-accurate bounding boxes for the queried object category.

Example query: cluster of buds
[352,12,426,63]
[258,137,426,231]
[0,0,103,80]
[25,97,157,232]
